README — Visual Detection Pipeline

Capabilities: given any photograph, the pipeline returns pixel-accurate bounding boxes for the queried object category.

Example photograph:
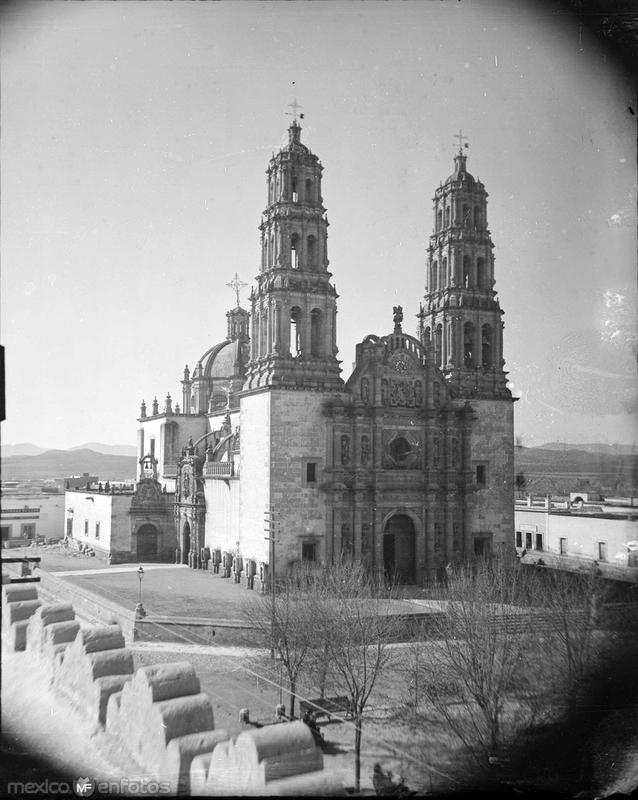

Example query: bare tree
[415,558,539,765]
[525,565,607,719]
[242,575,312,718]
[308,561,398,793]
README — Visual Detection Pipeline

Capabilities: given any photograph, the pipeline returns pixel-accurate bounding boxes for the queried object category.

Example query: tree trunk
[289,679,296,719]
[354,714,362,792]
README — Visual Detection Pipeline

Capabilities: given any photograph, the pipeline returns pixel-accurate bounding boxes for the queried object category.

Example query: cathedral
[134,118,515,586]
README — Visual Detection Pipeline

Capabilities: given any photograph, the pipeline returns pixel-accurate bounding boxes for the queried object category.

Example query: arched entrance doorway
[383,514,416,584]
[182,522,191,565]
[136,524,158,560]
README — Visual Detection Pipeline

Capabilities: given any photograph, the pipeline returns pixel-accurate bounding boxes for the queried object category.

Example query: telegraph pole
[264,507,277,658]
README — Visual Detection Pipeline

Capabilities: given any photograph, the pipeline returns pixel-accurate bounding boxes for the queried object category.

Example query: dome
[446,152,475,185]
[199,339,248,380]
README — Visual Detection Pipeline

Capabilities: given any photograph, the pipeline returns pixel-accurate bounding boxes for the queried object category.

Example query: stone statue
[393,305,403,325]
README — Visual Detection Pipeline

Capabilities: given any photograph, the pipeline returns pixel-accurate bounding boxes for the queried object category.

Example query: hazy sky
[1,0,636,450]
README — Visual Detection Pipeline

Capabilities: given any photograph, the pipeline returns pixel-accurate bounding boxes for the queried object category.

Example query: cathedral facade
[135,120,515,585]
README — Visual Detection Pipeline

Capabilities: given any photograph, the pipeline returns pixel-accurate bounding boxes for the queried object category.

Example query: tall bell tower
[243,115,343,391]
[417,137,510,400]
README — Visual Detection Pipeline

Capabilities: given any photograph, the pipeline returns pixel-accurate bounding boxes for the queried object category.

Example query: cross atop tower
[454,129,468,153]
[286,98,304,123]
[226,272,248,307]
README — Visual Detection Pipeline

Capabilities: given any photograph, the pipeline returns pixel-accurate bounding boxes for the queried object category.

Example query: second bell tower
[244,119,343,391]
[417,142,510,399]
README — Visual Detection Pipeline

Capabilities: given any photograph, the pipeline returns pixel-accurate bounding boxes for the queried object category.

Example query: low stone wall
[6,586,341,795]
[37,571,136,640]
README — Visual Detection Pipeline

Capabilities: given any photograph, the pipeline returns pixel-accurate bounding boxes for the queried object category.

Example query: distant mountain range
[1,441,636,494]
[1,448,136,481]
[534,442,637,456]
[2,442,137,458]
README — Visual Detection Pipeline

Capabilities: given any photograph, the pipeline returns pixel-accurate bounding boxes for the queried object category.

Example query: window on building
[95,522,100,540]
[473,535,491,557]
[305,178,312,202]
[525,531,532,549]
[535,533,543,551]
[290,307,302,355]
[290,234,299,268]
[302,542,316,562]
[66,519,73,537]
[291,175,298,203]
[1,526,11,541]
[559,537,568,555]
[463,255,471,288]
[481,325,492,367]
[306,462,316,484]
[434,327,442,368]
[430,261,438,291]
[476,257,486,289]
[515,530,522,548]
[21,523,36,540]
[361,523,370,554]
[389,436,411,464]
[444,206,450,227]
[307,236,316,269]
[341,523,352,556]
[310,309,322,356]
[84,520,89,535]
[476,463,487,486]
[433,382,441,407]
[598,541,607,561]
[464,323,474,367]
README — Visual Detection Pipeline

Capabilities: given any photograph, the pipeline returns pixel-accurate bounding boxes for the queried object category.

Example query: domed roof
[198,338,248,380]
[446,152,475,185]
[282,120,310,156]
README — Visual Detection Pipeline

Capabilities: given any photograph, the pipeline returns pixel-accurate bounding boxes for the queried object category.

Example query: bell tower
[243,116,343,391]
[418,137,510,399]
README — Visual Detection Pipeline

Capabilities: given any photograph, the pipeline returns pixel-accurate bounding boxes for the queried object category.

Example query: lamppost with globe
[135,565,146,619]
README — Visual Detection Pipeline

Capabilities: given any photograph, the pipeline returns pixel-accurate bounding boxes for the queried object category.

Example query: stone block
[54,626,134,725]
[3,599,42,631]
[166,730,229,795]
[189,752,213,797]
[93,674,135,725]
[133,661,201,702]
[81,624,125,653]
[26,604,75,653]
[2,585,38,604]
[204,721,325,795]
[7,619,30,651]
[143,694,215,763]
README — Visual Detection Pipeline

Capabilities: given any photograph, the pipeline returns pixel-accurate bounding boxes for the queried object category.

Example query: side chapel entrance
[136,523,158,560]
[182,521,191,565]
[383,514,416,584]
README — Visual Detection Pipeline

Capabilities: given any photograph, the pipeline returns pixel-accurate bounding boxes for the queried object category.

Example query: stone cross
[226,272,247,307]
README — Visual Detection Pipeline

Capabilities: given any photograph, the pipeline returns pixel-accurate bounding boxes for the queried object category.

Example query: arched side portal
[182,521,191,565]
[383,514,416,584]
[136,523,159,560]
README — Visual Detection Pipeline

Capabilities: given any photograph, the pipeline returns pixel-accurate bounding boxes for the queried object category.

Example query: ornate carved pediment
[131,478,164,510]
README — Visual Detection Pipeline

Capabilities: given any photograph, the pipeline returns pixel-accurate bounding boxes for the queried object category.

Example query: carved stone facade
[134,120,514,584]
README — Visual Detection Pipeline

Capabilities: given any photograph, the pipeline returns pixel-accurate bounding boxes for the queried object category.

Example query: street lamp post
[135,565,146,619]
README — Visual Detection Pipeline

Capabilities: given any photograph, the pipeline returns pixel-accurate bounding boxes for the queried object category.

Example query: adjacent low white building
[515,495,638,579]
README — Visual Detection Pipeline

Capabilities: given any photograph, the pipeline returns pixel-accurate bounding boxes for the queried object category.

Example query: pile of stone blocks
[54,624,134,727]
[190,720,343,796]
[26,602,80,683]
[106,661,228,794]
[2,584,42,651]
